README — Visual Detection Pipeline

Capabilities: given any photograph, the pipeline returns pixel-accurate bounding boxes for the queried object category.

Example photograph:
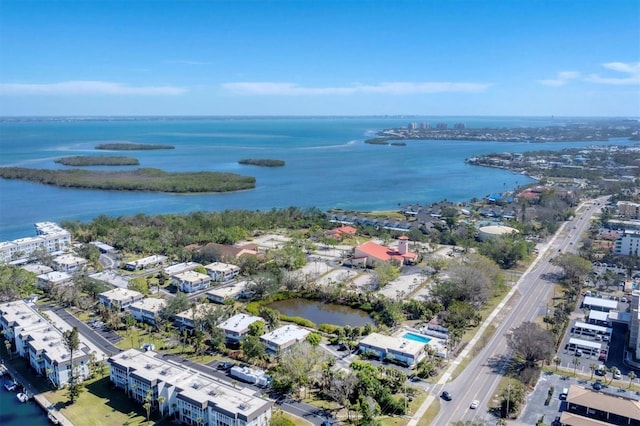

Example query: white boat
[16,391,29,402]
[4,380,17,391]
[48,411,60,425]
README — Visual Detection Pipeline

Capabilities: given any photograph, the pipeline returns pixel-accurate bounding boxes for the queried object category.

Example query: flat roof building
[109,348,272,426]
[0,300,91,387]
[206,281,247,304]
[52,253,88,273]
[37,271,73,289]
[172,270,211,293]
[99,288,144,311]
[124,255,168,271]
[260,325,310,354]
[128,298,167,326]
[204,262,241,282]
[217,314,263,344]
[358,332,426,367]
[164,261,201,276]
[0,222,71,264]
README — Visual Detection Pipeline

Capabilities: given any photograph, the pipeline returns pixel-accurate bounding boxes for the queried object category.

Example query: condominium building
[0,222,71,264]
[358,333,426,367]
[617,201,640,219]
[217,314,263,344]
[630,290,640,359]
[164,261,201,276]
[98,288,145,311]
[124,255,168,271]
[172,270,211,293]
[52,253,88,273]
[204,262,241,282]
[0,300,91,387]
[260,325,310,354]
[128,298,167,326]
[206,281,247,304]
[108,349,272,426]
[37,271,73,290]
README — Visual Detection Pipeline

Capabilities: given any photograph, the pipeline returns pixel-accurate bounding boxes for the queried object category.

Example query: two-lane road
[432,197,607,425]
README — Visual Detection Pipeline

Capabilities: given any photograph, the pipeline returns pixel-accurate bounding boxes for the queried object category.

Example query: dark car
[217,362,234,371]
[441,391,452,401]
[593,380,603,390]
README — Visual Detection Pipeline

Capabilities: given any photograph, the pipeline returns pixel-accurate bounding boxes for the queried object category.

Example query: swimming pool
[403,332,432,344]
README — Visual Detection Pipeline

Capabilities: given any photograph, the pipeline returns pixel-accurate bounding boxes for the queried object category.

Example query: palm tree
[158,395,166,417]
[628,371,636,389]
[571,357,580,376]
[63,327,80,403]
[589,363,598,380]
[4,339,12,359]
[553,356,561,372]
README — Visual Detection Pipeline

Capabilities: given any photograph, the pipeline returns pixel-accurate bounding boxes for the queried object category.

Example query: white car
[613,369,622,380]
[470,400,479,409]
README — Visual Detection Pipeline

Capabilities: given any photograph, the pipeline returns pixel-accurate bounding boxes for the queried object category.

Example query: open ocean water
[0,116,636,241]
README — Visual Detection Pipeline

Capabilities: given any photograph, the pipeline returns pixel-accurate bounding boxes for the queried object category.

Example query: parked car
[217,362,234,371]
[575,349,583,357]
[441,391,452,401]
[470,400,479,409]
[593,380,603,390]
[613,369,622,380]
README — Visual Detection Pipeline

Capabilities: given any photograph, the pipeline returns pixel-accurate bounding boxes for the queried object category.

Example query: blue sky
[0,0,638,116]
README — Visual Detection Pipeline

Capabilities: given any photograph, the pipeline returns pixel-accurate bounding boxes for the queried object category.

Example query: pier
[0,359,73,425]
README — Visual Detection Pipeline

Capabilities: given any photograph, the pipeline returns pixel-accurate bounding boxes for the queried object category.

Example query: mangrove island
[0,167,256,193]
[238,159,286,167]
[54,156,140,166]
[95,143,175,150]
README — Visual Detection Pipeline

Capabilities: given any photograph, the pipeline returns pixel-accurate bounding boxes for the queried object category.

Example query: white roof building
[37,271,73,289]
[128,298,167,325]
[583,296,618,312]
[206,281,247,304]
[124,255,168,271]
[172,270,211,294]
[98,288,144,311]
[358,332,426,367]
[108,349,272,426]
[52,253,88,273]
[204,262,241,282]
[164,262,201,276]
[260,325,310,354]
[217,314,263,343]
[0,222,71,263]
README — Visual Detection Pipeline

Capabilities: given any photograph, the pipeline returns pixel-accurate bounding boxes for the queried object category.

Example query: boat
[16,391,29,402]
[4,379,17,391]
[48,411,60,425]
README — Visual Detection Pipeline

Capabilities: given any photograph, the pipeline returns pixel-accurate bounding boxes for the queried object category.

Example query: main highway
[429,196,607,425]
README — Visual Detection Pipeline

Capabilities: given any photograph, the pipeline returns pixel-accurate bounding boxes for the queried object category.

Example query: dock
[0,359,73,425]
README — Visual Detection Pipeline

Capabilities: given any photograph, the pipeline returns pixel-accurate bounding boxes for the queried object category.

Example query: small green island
[95,143,175,150]
[238,159,286,167]
[0,167,255,193]
[54,156,140,166]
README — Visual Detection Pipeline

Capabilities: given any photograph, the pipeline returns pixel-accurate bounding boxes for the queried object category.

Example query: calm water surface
[267,298,374,327]
[0,117,635,240]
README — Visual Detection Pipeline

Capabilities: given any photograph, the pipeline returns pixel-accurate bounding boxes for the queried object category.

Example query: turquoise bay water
[0,117,635,241]
[0,386,48,425]
[403,332,432,344]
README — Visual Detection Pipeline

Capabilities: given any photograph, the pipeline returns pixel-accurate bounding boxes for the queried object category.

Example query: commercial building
[98,288,145,311]
[358,333,426,367]
[559,385,640,425]
[128,298,167,326]
[614,232,640,256]
[617,201,640,219]
[0,222,71,264]
[260,325,310,354]
[108,349,272,426]
[582,296,619,312]
[52,253,88,273]
[217,314,264,344]
[0,300,91,387]
[204,262,241,283]
[172,270,211,293]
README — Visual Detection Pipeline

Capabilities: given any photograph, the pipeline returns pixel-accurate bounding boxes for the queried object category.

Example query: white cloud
[0,81,187,95]
[221,81,491,96]
[585,61,640,85]
[538,71,581,87]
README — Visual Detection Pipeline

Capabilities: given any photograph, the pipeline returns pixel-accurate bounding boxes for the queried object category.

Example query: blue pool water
[403,332,432,344]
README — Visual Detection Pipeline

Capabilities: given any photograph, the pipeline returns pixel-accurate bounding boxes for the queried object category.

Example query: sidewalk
[1,358,73,426]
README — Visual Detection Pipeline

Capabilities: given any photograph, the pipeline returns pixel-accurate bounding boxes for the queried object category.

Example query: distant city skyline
[0,0,638,117]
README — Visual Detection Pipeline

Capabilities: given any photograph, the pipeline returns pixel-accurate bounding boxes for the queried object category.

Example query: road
[429,196,608,425]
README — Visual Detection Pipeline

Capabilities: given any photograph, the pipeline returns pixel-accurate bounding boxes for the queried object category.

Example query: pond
[267,298,374,327]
